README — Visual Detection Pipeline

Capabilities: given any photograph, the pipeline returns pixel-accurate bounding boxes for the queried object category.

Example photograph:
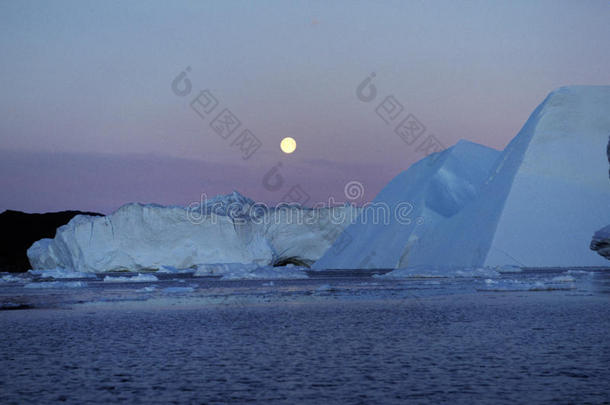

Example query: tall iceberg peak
[317,86,610,269]
[313,140,501,269]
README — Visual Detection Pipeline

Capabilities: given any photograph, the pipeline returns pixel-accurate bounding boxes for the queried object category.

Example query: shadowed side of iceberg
[313,140,501,269]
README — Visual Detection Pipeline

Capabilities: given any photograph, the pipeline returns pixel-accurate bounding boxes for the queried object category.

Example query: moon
[280,137,297,154]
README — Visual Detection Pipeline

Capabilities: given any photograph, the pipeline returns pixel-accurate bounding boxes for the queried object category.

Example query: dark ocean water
[1,268,609,404]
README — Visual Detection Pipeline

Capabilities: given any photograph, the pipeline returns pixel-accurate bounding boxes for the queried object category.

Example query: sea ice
[103,273,159,283]
[24,281,87,288]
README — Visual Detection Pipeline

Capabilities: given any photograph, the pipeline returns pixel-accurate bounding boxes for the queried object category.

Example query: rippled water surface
[1,268,609,404]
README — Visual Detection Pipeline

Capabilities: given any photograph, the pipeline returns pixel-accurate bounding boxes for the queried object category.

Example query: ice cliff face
[590,135,610,261]
[319,86,610,269]
[27,192,359,273]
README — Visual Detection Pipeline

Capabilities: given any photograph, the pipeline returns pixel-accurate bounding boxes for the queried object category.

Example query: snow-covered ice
[408,86,610,268]
[28,268,96,279]
[211,264,308,280]
[24,281,87,288]
[1,274,25,283]
[318,86,610,270]
[27,191,358,273]
[314,140,500,269]
[378,266,500,279]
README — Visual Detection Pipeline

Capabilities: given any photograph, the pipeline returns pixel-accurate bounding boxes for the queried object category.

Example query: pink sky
[1,1,609,213]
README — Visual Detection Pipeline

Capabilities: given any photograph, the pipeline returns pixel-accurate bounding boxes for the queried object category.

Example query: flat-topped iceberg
[27,192,358,273]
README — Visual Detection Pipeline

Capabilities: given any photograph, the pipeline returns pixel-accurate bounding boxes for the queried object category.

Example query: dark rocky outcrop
[0,210,103,272]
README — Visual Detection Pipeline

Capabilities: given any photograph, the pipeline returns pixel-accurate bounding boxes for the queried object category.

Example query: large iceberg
[28,192,358,273]
[318,86,610,269]
[590,135,610,260]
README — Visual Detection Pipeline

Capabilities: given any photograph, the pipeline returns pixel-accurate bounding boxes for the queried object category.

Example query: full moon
[280,137,297,154]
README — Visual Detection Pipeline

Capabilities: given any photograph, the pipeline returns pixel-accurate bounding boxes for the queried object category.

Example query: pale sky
[1,0,609,213]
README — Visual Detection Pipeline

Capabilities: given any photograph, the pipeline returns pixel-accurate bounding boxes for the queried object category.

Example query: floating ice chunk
[1,274,24,283]
[138,285,158,292]
[455,268,500,278]
[376,270,444,279]
[566,270,593,276]
[220,265,308,280]
[24,281,87,288]
[496,265,522,273]
[156,266,196,274]
[551,275,576,283]
[379,266,500,279]
[194,263,308,280]
[194,262,259,277]
[28,268,96,279]
[103,273,158,283]
[477,278,575,292]
[162,286,196,293]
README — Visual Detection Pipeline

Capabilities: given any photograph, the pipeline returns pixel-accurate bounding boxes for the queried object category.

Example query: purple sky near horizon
[1,0,609,214]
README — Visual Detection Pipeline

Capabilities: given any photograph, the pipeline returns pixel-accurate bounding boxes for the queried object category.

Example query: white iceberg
[194,262,308,280]
[408,86,610,268]
[27,191,358,273]
[314,140,500,269]
[318,86,610,269]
